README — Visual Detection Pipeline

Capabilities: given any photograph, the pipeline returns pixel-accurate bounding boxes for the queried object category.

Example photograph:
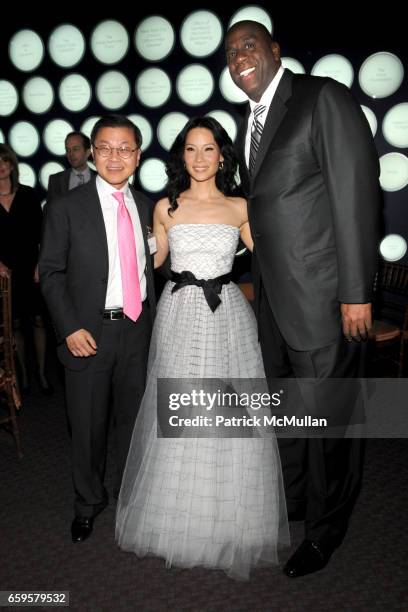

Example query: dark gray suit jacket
[47,168,96,203]
[39,177,156,370]
[237,70,381,351]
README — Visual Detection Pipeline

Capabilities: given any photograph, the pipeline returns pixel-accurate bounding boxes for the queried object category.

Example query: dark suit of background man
[47,131,95,201]
[40,115,156,543]
[226,21,381,577]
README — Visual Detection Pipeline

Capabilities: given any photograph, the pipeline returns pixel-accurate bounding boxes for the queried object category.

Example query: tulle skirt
[116,282,289,580]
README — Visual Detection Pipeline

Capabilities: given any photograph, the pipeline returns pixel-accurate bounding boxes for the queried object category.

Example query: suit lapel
[62,169,71,193]
[237,106,251,191]
[251,69,293,179]
[80,179,110,269]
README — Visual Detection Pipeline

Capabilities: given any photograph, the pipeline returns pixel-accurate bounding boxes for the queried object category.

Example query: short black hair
[65,131,91,149]
[226,20,273,44]
[90,115,142,148]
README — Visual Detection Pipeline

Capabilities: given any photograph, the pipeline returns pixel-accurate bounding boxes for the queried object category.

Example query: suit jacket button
[101,278,107,284]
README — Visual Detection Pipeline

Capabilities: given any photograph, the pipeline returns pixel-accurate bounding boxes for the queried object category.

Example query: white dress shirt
[245,66,286,167]
[69,166,91,190]
[96,175,147,309]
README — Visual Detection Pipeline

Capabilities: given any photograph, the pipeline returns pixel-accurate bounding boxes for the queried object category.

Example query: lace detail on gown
[115,224,289,580]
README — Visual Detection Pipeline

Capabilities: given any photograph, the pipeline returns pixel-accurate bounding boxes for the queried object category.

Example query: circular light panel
[311,54,354,87]
[180,10,223,58]
[176,64,214,106]
[206,110,237,142]
[379,152,408,192]
[90,20,129,65]
[379,234,407,262]
[281,57,306,74]
[127,114,153,152]
[96,71,130,110]
[359,52,404,99]
[134,16,175,61]
[360,105,378,137]
[382,103,408,148]
[229,6,272,33]
[9,29,44,72]
[9,121,40,157]
[59,73,92,112]
[43,119,74,156]
[0,80,19,116]
[80,116,100,139]
[22,76,54,114]
[48,24,85,68]
[136,68,172,108]
[157,112,189,151]
[219,66,247,104]
[139,158,167,193]
[39,161,66,190]
[18,163,36,187]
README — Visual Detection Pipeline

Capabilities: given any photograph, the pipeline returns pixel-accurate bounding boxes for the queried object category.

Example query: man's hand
[66,329,97,357]
[341,303,372,341]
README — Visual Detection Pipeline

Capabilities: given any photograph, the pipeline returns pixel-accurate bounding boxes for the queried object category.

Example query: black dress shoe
[71,516,94,543]
[283,540,329,578]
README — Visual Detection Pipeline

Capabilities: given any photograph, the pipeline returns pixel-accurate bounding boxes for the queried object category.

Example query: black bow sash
[171,270,231,312]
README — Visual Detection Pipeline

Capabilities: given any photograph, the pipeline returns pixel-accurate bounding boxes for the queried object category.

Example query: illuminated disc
[135,15,175,61]
[48,24,85,68]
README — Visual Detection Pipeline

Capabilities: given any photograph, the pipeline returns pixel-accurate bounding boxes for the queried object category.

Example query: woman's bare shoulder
[154,197,171,216]
[226,195,247,206]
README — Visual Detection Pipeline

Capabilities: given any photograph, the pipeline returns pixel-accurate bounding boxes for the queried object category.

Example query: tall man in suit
[40,115,156,542]
[47,131,94,201]
[225,21,381,576]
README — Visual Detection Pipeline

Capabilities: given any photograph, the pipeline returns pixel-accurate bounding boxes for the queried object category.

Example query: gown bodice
[168,224,240,279]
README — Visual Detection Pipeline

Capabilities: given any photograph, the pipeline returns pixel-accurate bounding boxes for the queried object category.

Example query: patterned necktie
[249,104,266,175]
[77,173,85,186]
[112,191,142,322]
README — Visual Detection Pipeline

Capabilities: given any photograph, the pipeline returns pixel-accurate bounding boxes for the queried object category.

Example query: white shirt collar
[96,175,130,199]
[249,65,285,114]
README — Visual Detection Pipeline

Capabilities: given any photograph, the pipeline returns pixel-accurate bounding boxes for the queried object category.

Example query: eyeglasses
[93,145,138,159]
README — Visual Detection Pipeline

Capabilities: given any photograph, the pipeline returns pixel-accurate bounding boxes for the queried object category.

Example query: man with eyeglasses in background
[47,131,95,202]
[40,115,156,543]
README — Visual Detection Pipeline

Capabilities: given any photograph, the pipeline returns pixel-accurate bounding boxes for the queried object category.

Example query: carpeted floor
[1,378,407,611]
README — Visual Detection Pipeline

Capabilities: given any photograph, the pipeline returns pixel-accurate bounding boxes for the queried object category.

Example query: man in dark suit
[40,115,156,543]
[47,131,94,201]
[225,21,381,576]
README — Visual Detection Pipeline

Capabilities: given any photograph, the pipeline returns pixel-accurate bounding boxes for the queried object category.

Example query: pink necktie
[112,191,142,322]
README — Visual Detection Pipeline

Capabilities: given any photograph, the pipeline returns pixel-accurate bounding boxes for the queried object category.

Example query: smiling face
[225,21,281,102]
[183,127,223,184]
[92,126,141,189]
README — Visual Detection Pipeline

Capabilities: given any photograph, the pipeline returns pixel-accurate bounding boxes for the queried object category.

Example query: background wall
[1,2,407,265]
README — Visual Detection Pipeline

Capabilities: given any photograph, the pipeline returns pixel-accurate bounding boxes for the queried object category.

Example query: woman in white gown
[116,117,289,580]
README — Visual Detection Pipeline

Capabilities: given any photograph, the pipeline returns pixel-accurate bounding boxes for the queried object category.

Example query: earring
[219,161,224,170]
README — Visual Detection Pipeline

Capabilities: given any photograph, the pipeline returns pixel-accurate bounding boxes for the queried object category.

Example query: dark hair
[90,114,142,148]
[0,143,19,192]
[226,19,273,43]
[166,116,238,214]
[64,131,91,149]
